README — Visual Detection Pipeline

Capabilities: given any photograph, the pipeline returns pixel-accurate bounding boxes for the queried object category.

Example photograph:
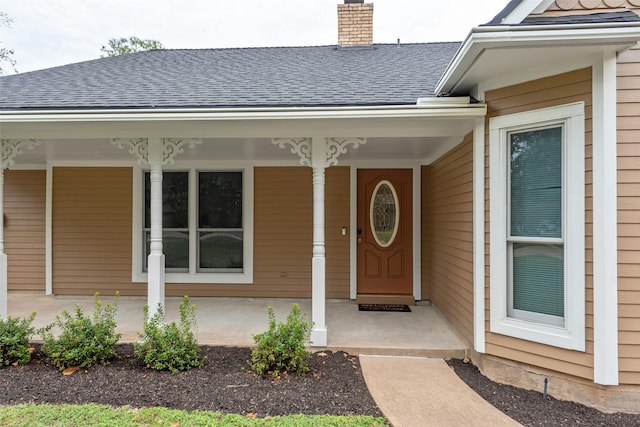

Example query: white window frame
[132,164,254,284]
[489,102,585,351]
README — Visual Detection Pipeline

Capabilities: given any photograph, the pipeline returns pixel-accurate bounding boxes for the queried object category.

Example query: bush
[134,295,204,373]
[0,313,36,367]
[39,293,121,371]
[250,303,312,378]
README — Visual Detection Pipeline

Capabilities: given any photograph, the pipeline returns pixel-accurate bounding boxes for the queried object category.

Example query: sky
[1,0,509,74]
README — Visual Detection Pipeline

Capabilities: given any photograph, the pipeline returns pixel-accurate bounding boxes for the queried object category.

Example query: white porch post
[272,136,366,347]
[310,137,328,346]
[147,138,165,315]
[0,168,6,318]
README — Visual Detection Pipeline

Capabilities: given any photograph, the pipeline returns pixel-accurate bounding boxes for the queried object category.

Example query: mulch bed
[448,359,640,427]
[0,344,381,418]
[2,344,639,426]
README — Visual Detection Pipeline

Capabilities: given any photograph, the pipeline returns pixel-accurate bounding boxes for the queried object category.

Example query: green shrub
[250,303,312,378]
[0,312,36,367]
[39,293,121,371]
[134,295,204,373]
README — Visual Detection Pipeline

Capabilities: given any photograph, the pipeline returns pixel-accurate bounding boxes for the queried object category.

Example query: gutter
[0,99,486,124]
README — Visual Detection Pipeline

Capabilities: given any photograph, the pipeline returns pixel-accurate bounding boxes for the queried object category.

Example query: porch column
[147,138,165,315]
[111,137,201,316]
[310,137,328,346]
[272,136,366,347]
[0,139,42,319]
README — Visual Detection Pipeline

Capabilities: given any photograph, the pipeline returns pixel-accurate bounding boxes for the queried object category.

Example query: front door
[357,169,413,295]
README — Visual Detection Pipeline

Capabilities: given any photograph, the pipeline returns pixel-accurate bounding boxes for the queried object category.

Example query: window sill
[491,316,585,352]
[133,272,253,284]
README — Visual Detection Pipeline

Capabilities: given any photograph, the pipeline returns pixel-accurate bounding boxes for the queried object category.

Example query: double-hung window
[135,167,253,284]
[490,103,585,351]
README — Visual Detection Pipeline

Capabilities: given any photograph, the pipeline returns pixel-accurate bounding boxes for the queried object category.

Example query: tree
[100,36,164,57]
[0,11,17,74]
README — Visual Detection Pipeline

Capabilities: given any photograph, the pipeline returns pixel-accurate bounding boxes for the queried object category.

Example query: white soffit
[436,24,640,96]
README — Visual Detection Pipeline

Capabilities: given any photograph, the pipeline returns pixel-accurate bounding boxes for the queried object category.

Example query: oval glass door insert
[370,180,399,247]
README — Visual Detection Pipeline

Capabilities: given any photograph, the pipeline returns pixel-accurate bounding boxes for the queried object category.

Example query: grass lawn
[0,404,388,426]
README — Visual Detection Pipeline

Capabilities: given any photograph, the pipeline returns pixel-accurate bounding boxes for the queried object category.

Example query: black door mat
[358,303,411,312]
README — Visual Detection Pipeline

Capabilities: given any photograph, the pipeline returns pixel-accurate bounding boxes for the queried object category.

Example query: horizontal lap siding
[425,135,474,344]
[4,170,46,292]
[52,167,135,295]
[171,166,351,298]
[485,68,594,380]
[617,36,640,385]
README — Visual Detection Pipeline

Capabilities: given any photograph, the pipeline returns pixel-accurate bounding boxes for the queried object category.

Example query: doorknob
[357,228,362,235]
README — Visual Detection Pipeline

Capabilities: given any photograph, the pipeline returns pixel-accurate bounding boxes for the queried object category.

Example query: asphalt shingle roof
[0,43,460,110]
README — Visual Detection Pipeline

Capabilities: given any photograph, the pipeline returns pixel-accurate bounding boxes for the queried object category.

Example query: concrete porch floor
[7,294,469,358]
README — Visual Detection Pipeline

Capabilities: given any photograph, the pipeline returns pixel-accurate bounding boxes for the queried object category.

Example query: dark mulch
[2,345,639,426]
[0,344,382,418]
[448,359,640,427]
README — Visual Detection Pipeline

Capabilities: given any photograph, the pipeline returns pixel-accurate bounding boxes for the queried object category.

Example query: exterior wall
[50,166,350,298]
[52,167,134,295]
[4,170,46,292]
[424,135,474,344]
[617,33,640,385]
[484,68,595,380]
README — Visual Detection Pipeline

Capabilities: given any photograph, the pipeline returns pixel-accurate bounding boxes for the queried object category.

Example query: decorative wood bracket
[272,138,312,167]
[111,138,149,165]
[325,137,366,167]
[1,139,42,169]
[162,138,202,165]
[272,137,366,167]
[111,138,203,165]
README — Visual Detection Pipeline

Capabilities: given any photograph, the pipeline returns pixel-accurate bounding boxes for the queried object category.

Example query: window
[135,166,253,284]
[490,103,585,351]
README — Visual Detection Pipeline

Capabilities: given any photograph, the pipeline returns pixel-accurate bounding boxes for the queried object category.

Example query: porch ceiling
[9,135,461,166]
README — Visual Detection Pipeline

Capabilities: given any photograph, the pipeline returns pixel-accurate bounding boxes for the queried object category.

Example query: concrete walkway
[360,355,522,427]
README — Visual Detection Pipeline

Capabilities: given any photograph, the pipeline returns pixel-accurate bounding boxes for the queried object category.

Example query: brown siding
[485,68,595,380]
[425,135,474,344]
[617,36,640,385]
[4,170,46,292]
[50,166,350,298]
[52,167,135,295]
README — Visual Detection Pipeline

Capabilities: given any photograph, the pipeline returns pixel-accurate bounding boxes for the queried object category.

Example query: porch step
[356,294,416,306]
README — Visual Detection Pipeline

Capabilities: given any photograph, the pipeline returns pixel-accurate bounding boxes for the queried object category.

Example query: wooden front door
[357,169,413,295]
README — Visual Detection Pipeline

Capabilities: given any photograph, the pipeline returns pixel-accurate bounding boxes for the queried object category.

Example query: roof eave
[435,22,640,96]
[0,101,486,126]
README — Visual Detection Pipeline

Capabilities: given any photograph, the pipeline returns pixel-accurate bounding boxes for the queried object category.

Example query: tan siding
[485,69,595,380]
[169,166,351,298]
[4,170,46,292]
[617,33,640,385]
[52,168,135,295]
[51,166,350,298]
[426,135,474,344]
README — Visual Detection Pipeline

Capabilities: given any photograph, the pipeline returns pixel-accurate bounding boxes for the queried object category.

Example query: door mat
[358,303,411,312]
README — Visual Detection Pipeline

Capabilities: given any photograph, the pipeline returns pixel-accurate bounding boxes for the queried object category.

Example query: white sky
[1,0,509,74]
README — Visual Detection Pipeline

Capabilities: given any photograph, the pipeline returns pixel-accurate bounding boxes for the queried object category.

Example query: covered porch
[8,293,468,358]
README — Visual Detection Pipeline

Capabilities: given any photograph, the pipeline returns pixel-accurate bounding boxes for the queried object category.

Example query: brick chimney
[337,0,373,47]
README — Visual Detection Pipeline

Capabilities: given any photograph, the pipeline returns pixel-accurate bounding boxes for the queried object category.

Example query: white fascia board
[436,23,640,96]
[0,102,486,124]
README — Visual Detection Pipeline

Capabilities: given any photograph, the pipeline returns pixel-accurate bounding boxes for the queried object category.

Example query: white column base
[310,326,327,347]
[147,253,165,317]
[0,253,7,319]
[310,256,327,347]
